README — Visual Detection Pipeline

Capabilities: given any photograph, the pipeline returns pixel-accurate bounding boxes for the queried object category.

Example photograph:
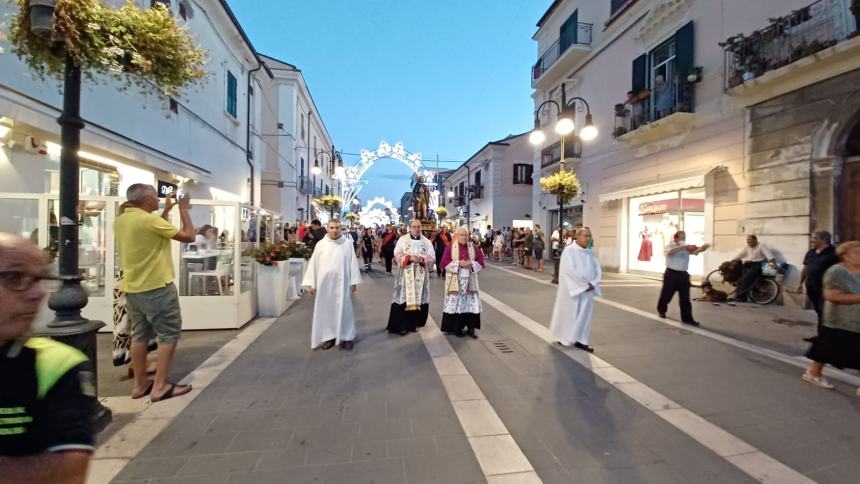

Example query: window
[300,157,305,178]
[300,114,305,140]
[610,0,633,17]
[513,164,533,185]
[474,170,482,188]
[226,71,238,118]
[169,98,179,114]
[559,10,578,53]
[629,21,694,128]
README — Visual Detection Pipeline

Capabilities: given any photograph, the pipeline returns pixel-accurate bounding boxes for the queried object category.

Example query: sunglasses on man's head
[0,271,62,292]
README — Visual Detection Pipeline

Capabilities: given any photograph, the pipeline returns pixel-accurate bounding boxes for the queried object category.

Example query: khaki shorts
[126,283,182,345]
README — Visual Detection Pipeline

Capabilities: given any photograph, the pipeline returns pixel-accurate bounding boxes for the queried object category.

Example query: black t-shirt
[803,245,839,288]
[361,235,374,252]
[0,339,95,457]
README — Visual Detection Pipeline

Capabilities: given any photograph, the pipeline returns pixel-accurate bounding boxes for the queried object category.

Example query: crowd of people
[2,181,858,482]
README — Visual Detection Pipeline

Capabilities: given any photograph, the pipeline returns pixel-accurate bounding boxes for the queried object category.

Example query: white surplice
[549,243,602,346]
[301,234,363,348]
[391,234,435,306]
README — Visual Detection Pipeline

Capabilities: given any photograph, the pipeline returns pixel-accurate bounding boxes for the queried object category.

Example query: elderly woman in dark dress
[802,240,860,396]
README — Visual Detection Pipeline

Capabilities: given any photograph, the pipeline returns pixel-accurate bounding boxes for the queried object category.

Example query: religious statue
[412,176,430,221]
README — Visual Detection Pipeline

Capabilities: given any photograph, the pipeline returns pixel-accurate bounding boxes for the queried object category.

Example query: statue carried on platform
[412,175,430,221]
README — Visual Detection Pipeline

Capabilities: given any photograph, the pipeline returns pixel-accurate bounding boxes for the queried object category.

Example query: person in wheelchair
[732,235,776,302]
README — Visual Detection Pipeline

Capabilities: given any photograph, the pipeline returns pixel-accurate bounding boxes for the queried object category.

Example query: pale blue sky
[229,0,547,205]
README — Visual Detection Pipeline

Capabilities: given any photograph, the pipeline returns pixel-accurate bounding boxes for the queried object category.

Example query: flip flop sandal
[151,383,192,402]
[131,380,154,400]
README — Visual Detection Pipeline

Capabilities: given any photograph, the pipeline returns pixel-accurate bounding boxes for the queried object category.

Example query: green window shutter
[559,10,579,53]
[227,71,238,117]
[674,21,695,112]
[631,53,647,92]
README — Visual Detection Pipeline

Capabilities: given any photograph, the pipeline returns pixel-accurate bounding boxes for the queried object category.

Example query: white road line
[420,316,542,483]
[478,292,815,484]
[487,264,860,387]
[86,317,278,484]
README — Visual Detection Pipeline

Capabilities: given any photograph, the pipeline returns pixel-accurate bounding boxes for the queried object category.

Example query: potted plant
[434,206,448,219]
[344,211,360,225]
[7,0,206,97]
[612,126,628,138]
[282,241,311,301]
[539,169,581,204]
[251,243,291,317]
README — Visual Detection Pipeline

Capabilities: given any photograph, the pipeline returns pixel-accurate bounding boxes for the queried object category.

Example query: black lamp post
[28,0,111,429]
[530,83,598,284]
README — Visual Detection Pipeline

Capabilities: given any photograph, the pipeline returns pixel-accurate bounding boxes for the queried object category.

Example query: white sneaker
[802,372,834,389]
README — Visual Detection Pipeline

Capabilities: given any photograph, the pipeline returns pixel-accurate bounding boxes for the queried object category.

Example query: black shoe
[573,342,594,353]
[454,329,464,337]
[681,320,701,327]
[399,329,408,336]
[658,312,666,319]
[467,329,478,339]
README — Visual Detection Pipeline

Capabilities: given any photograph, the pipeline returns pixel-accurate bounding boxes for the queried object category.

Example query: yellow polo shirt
[113,207,179,293]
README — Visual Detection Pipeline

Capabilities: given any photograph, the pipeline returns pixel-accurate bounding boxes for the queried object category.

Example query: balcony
[468,185,484,201]
[453,196,466,207]
[612,84,695,145]
[540,139,581,169]
[531,22,593,88]
[722,0,860,105]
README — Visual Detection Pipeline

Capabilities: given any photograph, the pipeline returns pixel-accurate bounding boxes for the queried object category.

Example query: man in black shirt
[302,219,328,251]
[798,230,840,340]
[0,233,96,484]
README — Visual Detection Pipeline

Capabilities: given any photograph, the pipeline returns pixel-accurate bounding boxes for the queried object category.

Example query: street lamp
[530,83,597,284]
[334,153,345,180]
[28,0,111,430]
[310,158,322,176]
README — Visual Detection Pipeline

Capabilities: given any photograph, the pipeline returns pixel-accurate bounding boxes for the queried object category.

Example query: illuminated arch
[342,141,439,212]
[358,197,400,227]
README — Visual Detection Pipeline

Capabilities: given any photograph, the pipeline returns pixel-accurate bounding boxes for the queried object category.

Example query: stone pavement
[111,270,485,483]
[105,261,860,483]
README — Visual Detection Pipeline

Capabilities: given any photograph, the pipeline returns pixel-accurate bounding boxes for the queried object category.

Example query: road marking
[487,263,860,387]
[420,316,542,483]
[478,291,815,484]
[86,317,278,484]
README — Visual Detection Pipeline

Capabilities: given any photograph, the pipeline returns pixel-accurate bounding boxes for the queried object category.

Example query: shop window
[627,188,705,275]
[226,71,238,118]
[513,164,533,185]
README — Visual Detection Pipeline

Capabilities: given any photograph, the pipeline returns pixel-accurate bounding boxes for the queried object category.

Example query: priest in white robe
[386,219,435,335]
[549,228,602,352]
[302,218,363,350]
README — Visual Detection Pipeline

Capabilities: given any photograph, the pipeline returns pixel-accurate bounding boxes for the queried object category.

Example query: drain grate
[483,339,517,355]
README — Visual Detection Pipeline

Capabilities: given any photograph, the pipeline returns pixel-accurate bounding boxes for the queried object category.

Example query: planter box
[257,261,291,317]
[288,258,307,300]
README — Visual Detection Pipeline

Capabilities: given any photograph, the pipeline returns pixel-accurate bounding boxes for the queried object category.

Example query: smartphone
[157,180,177,199]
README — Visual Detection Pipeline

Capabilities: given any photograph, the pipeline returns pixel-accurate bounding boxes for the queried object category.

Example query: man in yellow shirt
[114,184,195,402]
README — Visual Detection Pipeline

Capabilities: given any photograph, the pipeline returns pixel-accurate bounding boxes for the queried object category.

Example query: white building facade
[531,0,860,287]
[258,55,339,225]
[443,133,535,232]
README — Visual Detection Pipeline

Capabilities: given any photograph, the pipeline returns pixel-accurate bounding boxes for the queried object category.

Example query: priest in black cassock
[386,219,435,335]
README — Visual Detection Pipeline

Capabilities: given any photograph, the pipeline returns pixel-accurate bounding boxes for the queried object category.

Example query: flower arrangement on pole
[8,0,206,96]
[434,207,448,219]
[344,211,360,224]
[539,169,581,203]
[314,195,342,218]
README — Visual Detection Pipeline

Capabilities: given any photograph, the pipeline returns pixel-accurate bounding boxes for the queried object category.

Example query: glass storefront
[628,188,705,275]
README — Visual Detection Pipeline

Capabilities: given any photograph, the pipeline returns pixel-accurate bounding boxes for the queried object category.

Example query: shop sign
[638,198,704,215]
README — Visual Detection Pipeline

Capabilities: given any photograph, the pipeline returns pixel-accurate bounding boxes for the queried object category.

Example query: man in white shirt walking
[657,231,709,326]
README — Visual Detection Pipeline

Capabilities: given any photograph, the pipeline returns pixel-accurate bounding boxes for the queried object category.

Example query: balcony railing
[722,0,860,89]
[469,185,484,200]
[612,82,694,137]
[540,139,581,169]
[532,23,593,82]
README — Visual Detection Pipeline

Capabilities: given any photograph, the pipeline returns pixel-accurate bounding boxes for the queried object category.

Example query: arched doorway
[839,119,860,241]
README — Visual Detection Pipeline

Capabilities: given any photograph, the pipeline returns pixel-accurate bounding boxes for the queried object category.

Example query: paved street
[100,260,860,483]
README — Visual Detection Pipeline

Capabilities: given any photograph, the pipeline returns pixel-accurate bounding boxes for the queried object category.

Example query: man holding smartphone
[114,184,196,402]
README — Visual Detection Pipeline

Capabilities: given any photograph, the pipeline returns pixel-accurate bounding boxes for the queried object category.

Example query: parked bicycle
[705,260,784,305]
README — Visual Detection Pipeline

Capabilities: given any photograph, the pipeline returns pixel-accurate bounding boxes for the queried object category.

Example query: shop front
[626,188,706,276]
[0,117,276,331]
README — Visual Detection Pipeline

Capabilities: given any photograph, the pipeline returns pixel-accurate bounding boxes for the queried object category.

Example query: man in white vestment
[549,228,602,353]
[386,219,435,335]
[302,219,362,350]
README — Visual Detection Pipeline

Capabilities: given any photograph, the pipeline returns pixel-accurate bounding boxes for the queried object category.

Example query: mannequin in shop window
[638,226,653,262]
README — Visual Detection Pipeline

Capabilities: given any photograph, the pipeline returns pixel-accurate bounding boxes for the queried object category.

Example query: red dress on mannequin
[637,232,652,261]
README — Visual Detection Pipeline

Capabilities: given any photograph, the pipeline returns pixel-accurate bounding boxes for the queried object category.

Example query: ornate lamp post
[28,0,111,429]
[530,84,598,284]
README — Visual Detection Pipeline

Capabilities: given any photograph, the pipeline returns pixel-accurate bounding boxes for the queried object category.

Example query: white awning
[598,175,705,203]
